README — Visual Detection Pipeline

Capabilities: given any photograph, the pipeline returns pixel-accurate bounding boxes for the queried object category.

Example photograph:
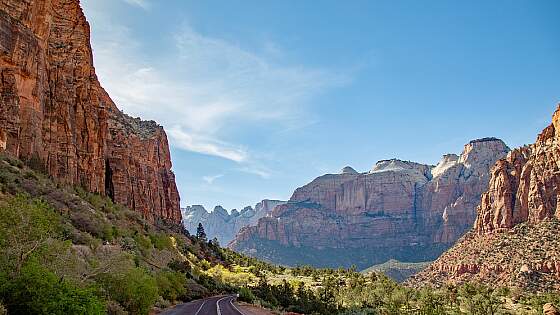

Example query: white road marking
[194,300,207,315]
[230,297,246,315]
[216,296,229,315]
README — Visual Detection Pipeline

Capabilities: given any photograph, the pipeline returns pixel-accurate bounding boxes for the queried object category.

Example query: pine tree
[196,223,207,242]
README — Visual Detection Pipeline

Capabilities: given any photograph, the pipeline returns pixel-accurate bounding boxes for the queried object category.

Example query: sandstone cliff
[230,139,509,269]
[408,105,560,291]
[0,0,181,223]
[182,199,286,244]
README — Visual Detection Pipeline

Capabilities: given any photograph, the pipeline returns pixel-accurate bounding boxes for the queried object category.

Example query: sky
[81,0,560,212]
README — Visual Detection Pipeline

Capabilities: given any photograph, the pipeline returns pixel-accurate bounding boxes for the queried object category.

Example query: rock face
[408,104,560,292]
[182,200,287,244]
[230,139,509,269]
[0,0,181,223]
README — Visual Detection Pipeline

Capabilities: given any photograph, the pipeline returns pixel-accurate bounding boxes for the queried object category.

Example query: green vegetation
[0,153,559,315]
[361,259,432,283]
[0,154,229,314]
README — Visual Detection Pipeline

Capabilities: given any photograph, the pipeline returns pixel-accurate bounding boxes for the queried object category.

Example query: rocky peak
[371,159,431,174]
[475,105,560,234]
[110,109,161,139]
[341,166,359,174]
[182,199,287,244]
[213,206,229,217]
[431,154,460,178]
[183,205,206,215]
[459,138,510,171]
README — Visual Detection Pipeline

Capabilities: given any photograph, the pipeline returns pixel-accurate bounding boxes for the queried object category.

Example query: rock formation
[408,104,560,292]
[182,200,286,244]
[0,0,181,223]
[230,139,509,269]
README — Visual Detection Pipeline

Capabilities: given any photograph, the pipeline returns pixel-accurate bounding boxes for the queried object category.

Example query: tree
[210,237,220,247]
[0,262,105,315]
[196,223,207,242]
[0,195,59,274]
[98,267,158,315]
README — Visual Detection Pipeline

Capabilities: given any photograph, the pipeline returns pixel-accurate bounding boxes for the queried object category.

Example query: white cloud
[237,166,272,179]
[122,0,150,10]
[81,4,345,174]
[202,174,224,185]
[168,126,248,162]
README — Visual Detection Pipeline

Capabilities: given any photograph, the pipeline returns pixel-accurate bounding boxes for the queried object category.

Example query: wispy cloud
[237,166,272,179]
[168,126,248,162]
[202,174,224,185]
[122,0,150,10]
[81,3,346,176]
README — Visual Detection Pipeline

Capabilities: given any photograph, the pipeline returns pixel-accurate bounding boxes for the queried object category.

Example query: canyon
[0,0,180,223]
[182,199,286,244]
[409,104,560,292]
[230,138,510,269]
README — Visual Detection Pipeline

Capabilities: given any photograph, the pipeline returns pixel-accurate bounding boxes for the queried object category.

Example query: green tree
[155,270,187,302]
[0,262,105,315]
[98,268,158,315]
[0,195,60,275]
[196,223,207,242]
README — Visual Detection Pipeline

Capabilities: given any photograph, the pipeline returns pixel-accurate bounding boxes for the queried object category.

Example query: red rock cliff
[476,105,560,233]
[0,0,181,223]
[230,139,509,269]
[408,104,560,292]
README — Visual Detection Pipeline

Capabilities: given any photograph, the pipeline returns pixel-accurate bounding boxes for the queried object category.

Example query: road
[160,295,246,315]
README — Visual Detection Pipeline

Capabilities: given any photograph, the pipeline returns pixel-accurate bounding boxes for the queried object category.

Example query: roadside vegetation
[0,153,559,315]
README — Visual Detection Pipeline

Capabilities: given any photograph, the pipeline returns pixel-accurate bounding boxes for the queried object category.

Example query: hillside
[0,153,242,313]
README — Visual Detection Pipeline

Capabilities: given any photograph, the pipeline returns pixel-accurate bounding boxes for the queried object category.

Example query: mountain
[408,104,560,292]
[0,0,180,223]
[182,199,287,244]
[229,138,509,269]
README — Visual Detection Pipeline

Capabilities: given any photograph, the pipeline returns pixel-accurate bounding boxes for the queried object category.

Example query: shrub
[0,262,105,315]
[70,210,113,241]
[238,287,256,303]
[98,268,158,315]
[156,271,187,302]
[0,195,61,273]
[150,233,173,250]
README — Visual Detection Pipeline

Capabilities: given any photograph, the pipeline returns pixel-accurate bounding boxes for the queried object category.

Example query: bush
[70,210,113,241]
[0,262,105,315]
[150,233,173,250]
[156,271,187,302]
[99,268,158,315]
[0,195,61,272]
[238,287,256,303]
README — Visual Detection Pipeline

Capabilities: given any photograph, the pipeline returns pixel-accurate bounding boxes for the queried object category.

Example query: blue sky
[81,0,560,212]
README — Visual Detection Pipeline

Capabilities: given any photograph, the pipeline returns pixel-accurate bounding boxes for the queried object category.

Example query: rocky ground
[408,220,560,292]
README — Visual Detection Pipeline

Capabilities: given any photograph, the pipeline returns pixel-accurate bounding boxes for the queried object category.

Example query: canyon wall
[409,105,560,292]
[0,0,181,223]
[182,199,286,244]
[230,138,509,269]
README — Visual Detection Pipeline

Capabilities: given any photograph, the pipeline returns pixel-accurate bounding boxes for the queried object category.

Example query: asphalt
[159,295,246,315]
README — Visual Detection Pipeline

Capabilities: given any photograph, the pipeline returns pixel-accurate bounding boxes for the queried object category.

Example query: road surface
[160,295,246,315]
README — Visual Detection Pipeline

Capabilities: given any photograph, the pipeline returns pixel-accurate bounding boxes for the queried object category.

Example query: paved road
[160,295,246,315]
